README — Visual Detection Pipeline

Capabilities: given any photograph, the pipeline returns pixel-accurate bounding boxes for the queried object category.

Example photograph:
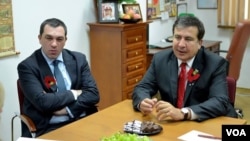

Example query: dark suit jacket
[17,49,100,137]
[132,47,237,121]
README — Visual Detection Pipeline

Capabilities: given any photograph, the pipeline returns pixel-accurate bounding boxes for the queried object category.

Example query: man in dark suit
[17,18,100,137]
[132,16,237,121]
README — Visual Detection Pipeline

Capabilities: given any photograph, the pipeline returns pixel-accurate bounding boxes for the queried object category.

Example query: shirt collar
[41,48,64,65]
[177,56,195,68]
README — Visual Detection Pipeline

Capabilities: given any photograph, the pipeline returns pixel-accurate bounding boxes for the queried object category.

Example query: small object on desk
[148,41,172,49]
[165,36,173,42]
[161,39,167,42]
[198,134,222,140]
[178,130,221,141]
[124,120,163,135]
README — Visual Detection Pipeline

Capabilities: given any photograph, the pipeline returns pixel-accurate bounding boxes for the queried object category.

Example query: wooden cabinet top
[87,21,151,30]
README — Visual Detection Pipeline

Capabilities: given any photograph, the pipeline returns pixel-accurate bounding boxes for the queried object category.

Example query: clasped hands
[139,98,185,121]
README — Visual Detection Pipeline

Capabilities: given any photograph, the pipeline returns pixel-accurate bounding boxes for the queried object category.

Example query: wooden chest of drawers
[88,22,149,110]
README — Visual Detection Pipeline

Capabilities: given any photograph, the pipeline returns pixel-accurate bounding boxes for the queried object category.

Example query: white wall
[0,0,249,141]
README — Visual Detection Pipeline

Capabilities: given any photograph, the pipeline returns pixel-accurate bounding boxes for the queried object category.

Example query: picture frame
[97,0,119,23]
[197,0,217,9]
[176,0,187,4]
[122,4,143,21]
[177,3,187,17]
[147,7,157,19]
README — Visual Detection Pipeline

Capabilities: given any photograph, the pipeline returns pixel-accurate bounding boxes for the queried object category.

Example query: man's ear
[199,39,203,46]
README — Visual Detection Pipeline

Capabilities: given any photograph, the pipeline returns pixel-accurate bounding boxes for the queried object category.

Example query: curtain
[218,0,250,28]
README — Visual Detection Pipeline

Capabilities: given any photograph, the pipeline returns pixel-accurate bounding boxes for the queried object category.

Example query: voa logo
[226,129,246,136]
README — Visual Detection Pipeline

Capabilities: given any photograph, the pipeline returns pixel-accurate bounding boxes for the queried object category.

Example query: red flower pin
[187,68,200,83]
[44,76,56,89]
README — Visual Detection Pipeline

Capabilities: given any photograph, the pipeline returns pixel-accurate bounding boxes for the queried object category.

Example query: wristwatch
[181,108,189,120]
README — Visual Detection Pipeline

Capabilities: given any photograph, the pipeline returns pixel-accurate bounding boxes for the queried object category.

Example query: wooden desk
[39,99,246,141]
[147,40,222,69]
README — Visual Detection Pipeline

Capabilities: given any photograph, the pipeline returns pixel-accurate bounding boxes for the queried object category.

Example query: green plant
[101,132,150,141]
[118,0,137,4]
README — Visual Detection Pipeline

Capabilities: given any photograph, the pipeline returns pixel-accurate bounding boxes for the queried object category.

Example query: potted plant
[118,0,137,4]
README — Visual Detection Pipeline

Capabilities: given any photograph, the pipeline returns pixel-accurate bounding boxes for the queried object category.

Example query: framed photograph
[197,0,217,9]
[122,4,142,21]
[147,7,157,19]
[177,3,187,17]
[97,0,119,23]
[176,0,187,4]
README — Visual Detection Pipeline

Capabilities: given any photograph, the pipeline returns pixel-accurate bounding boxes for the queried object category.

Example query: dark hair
[39,18,67,36]
[172,16,205,40]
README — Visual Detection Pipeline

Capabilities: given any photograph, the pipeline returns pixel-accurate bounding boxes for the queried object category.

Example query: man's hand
[71,89,82,99]
[139,98,157,115]
[155,100,184,121]
[73,90,82,97]
[53,108,67,115]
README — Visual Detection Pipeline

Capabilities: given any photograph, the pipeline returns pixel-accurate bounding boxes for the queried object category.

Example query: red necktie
[177,63,186,108]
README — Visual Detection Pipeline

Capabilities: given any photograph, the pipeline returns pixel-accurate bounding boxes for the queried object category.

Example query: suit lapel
[62,50,78,88]
[184,48,205,104]
[169,54,179,104]
[35,49,57,92]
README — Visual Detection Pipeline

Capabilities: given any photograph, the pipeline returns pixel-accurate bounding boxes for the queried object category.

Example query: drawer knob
[135,79,138,82]
[135,38,138,41]
[135,52,138,55]
[135,66,138,69]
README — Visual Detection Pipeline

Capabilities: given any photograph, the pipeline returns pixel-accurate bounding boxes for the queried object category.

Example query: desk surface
[39,99,246,141]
